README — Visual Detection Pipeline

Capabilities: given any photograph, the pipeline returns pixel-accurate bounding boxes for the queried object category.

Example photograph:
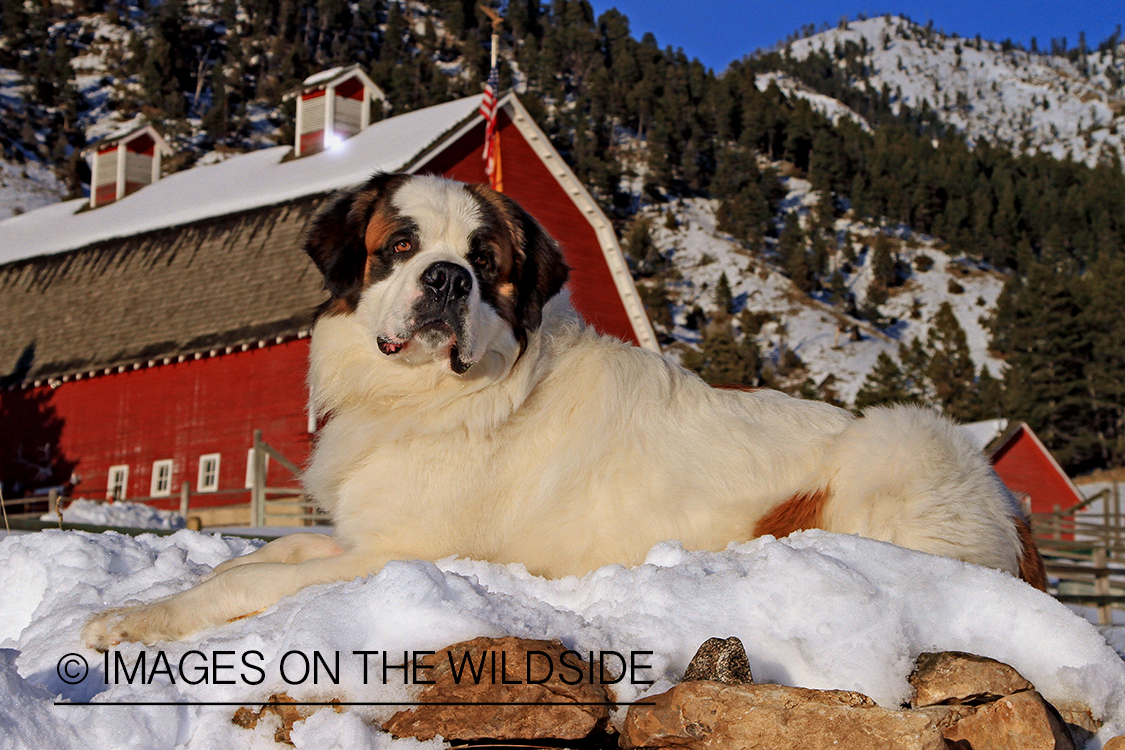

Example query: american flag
[480,64,501,189]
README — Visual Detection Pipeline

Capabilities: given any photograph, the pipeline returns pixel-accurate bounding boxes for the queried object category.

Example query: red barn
[0,93,657,522]
[988,422,1084,516]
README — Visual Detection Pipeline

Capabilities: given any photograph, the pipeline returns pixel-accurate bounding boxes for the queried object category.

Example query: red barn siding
[991,426,1083,515]
[1,341,311,509]
[419,111,640,345]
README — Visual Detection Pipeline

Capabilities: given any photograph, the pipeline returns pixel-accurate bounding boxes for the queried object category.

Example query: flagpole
[479,4,504,192]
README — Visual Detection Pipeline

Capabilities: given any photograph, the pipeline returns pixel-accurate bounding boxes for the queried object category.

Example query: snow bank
[0,529,1122,748]
[40,499,185,531]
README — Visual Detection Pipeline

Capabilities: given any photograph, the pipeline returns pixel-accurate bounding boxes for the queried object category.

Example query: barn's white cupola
[282,65,386,157]
[83,124,173,208]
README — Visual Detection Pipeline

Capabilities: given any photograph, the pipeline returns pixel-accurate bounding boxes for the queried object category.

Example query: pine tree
[779,212,812,292]
[1083,253,1125,465]
[689,321,760,386]
[869,233,896,289]
[715,272,734,316]
[925,302,977,419]
[899,337,932,402]
[991,259,1095,469]
[855,351,915,410]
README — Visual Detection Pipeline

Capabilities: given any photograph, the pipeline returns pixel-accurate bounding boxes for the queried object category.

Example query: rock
[941,690,1075,750]
[232,693,341,745]
[382,636,613,742]
[909,651,1034,707]
[1052,700,1102,747]
[622,680,947,750]
[682,637,753,684]
[1103,736,1125,750]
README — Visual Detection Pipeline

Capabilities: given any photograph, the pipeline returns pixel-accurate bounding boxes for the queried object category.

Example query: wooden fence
[0,431,325,531]
[1033,487,1125,625]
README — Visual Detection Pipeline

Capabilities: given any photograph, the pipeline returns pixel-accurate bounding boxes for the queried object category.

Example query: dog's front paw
[82,602,200,650]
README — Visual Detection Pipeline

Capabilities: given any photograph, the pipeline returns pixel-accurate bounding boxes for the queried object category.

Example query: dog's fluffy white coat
[82,176,1025,648]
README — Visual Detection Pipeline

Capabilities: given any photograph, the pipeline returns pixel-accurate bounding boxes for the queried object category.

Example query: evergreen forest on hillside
[3,0,1125,472]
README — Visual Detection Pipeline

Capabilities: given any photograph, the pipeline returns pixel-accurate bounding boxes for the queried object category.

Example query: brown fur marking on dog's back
[1014,515,1048,591]
[753,487,830,539]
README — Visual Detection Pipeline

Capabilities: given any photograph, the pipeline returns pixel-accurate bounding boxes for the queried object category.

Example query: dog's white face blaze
[356,177,514,373]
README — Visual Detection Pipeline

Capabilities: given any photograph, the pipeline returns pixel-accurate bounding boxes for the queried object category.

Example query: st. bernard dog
[83,172,1045,648]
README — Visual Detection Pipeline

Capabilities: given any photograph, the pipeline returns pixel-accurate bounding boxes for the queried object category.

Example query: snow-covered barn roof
[960,418,1010,452]
[0,96,481,266]
[0,93,656,385]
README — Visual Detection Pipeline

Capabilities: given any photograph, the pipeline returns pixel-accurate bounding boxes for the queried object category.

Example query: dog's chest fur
[306,310,851,576]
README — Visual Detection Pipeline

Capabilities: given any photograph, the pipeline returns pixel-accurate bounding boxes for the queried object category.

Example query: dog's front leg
[82,552,388,649]
[207,533,345,578]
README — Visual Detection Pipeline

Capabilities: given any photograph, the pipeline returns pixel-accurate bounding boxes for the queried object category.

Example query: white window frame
[197,453,221,493]
[245,448,270,489]
[108,465,129,501]
[150,459,173,497]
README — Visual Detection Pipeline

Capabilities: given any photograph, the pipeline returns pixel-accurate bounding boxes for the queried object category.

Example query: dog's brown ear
[506,198,570,334]
[304,172,408,302]
[304,189,367,300]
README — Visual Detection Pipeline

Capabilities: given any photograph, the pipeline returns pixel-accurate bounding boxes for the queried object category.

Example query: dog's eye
[470,251,491,270]
[393,239,413,253]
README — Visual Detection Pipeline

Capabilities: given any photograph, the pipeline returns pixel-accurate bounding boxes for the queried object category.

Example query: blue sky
[585,1,1124,72]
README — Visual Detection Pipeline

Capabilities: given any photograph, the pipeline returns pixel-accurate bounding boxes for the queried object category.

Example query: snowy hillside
[643,173,1006,404]
[0,528,1123,748]
[786,16,1125,169]
[0,157,66,220]
[755,72,873,133]
[0,71,68,219]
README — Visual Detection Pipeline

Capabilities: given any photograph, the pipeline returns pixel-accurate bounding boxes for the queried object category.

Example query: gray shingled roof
[0,196,328,386]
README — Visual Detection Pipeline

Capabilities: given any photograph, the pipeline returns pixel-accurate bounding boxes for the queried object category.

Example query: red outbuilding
[0,92,657,521]
[988,422,1085,516]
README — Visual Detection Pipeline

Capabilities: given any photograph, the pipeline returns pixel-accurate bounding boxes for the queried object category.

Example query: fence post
[1114,481,1122,560]
[1094,547,1111,626]
[252,430,267,528]
[1052,504,1061,540]
[179,481,190,519]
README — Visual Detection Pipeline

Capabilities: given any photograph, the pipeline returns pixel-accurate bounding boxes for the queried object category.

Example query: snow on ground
[39,499,185,531]
[0,528,1122,748]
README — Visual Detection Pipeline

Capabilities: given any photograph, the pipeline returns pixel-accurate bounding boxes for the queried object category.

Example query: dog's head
[304,173,570,375]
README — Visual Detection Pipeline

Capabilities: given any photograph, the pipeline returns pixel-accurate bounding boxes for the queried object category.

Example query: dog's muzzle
[377,261,476,373]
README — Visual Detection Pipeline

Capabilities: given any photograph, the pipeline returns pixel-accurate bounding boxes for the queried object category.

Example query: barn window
[197,454,220,492]
[245,448,270,488]
[151,459,173,497]
[108,465,129,501]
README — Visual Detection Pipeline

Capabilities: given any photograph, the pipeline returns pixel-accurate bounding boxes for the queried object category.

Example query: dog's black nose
[421,262,472,303]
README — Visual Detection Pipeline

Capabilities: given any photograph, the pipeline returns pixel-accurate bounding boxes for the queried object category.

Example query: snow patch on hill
[643,173,1006,404]
[756,71,873,132]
